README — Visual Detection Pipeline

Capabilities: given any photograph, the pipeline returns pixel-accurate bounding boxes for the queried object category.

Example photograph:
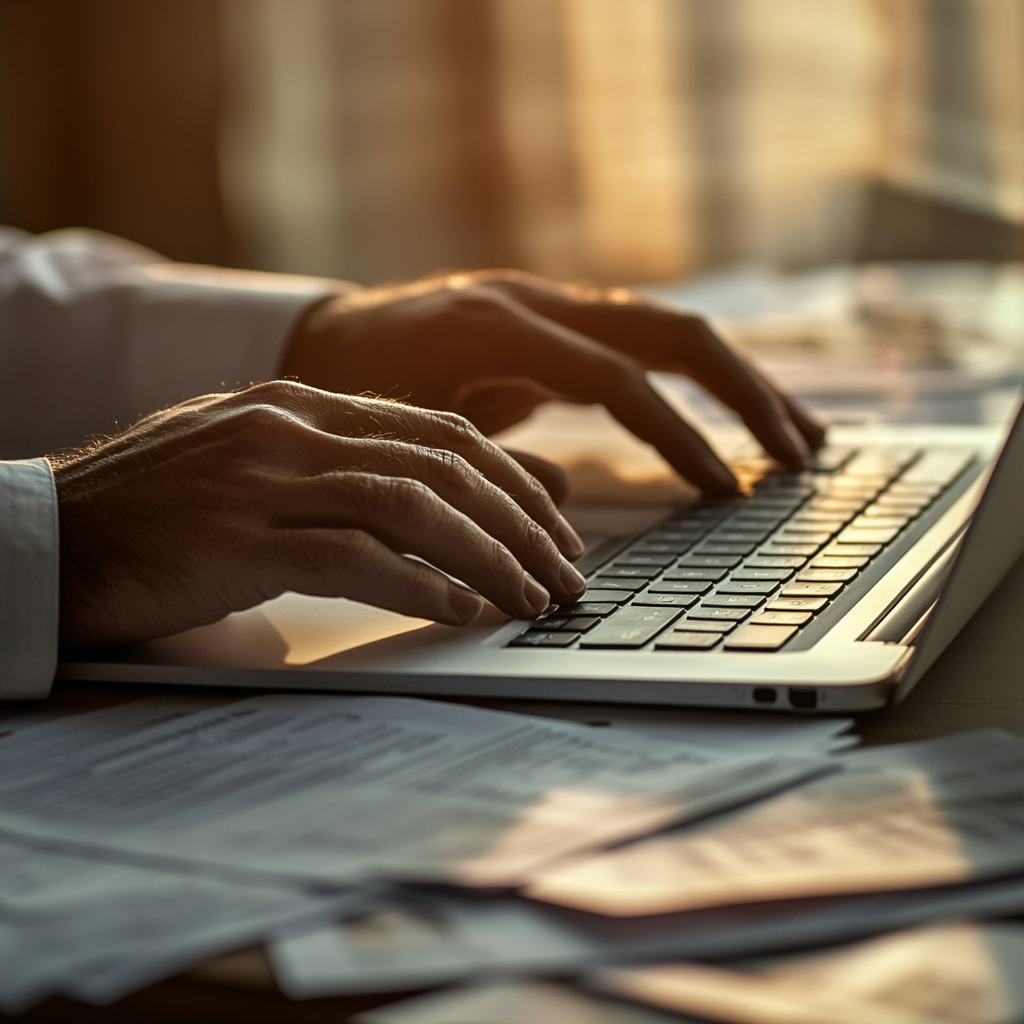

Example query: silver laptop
[58,400,1024,712]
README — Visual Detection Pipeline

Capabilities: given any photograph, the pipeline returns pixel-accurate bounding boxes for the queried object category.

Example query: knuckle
[334,528,378,565]
[246,379,312,403]
[432,411,485,450]
[383,476,435,521]
[227,403,300,439]
[436,286,509,323]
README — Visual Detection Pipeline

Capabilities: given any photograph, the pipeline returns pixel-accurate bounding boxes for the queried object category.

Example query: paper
[270,892,594,997]
[351,981,685,1024]
[490,703,857,756]
[270,868,1024,999]
[526,729,1024,915]
[596,923,1024,1024]
[0,694,826,888]
[0,831,361,1013]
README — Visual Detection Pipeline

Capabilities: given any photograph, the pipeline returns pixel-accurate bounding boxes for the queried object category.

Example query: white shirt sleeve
[0,459,58,699]
[0,225,348,697]
[0,226,343,458]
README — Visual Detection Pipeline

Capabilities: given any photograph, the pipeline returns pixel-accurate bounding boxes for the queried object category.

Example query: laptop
[58,399,1024,712]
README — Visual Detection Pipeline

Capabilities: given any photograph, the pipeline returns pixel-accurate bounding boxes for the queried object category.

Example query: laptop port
[788,687,818,709]
[752,687,777,704]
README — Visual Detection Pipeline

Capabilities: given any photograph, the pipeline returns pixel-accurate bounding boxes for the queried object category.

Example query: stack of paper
[0,691,833,1011]
[274,728,1024,1022]
[8,688,1024,1021]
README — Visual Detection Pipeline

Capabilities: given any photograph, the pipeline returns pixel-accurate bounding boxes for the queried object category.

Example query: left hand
[281,269,825,496]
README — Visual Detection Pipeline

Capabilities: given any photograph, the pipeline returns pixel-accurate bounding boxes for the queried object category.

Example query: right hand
[50,382,587,647]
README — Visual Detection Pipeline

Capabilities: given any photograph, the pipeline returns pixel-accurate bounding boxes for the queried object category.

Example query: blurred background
[2,0,1024,456]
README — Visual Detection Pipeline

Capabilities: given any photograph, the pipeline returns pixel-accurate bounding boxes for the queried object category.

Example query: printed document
[527,729,1024,915]
[0,693,825,887]
[596,922,1024,1024]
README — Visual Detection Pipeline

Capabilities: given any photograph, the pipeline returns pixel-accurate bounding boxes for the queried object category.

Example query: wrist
[279,292,357,383]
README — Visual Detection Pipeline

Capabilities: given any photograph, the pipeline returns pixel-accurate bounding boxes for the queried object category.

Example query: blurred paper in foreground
[597,922,1024,1024]
[527,729,1024,916]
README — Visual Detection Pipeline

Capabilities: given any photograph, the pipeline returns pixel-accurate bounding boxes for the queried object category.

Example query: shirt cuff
[0,460,58,699]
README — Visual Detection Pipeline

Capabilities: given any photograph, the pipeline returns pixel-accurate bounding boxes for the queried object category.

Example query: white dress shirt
[0,226,340,698]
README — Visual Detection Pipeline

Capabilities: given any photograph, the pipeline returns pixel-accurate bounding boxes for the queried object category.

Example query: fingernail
[523,576,551,614]
[559,558,587,595]
[446,581,484,624]
[552,515,585,559]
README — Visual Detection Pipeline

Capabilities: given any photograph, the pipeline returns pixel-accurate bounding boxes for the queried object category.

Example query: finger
[502,449,572,507]
[479,281,823,468]
[456,381,553,435]
[280,471,560,618]
[778,390,827,450]
[271,527,485,626]
[280,443,585,603]
[428,300,740,494]
[230,382,585,560]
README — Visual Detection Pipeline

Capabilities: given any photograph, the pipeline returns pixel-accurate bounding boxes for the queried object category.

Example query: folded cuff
[0,460,58,699]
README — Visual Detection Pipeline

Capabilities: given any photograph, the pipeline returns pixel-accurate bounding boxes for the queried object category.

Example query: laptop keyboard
[508,445,976,653]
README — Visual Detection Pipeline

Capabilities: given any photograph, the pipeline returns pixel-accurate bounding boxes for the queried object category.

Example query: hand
[50,382,586,647]
[282,269,825,495]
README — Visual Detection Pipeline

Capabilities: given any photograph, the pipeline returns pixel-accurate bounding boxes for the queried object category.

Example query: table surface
[8,551,1024,1023]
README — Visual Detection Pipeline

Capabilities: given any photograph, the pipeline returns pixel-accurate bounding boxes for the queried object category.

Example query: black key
[509,631,580,648]
[724,624,798,650]
[579,607,681,649]
[677,555,742,568]
[796,568,858,583]
[745,556,807,569]
[614,553,677,567]
[632,593,699,608]
[648,531,704,546]
[590,578,647,592]
[676,619,736,633]
[646,580,712,594]
[810,556,868,569]
[766,597,828,612]
[688,606,751,622]
[662,567,729,582]
[628,543,691,556]
[751,610,812,626]
[556,602,617,616]
[655,632,722,650]
[729,568,793,582]
[564,616,602,632]
[706,530,771,544]
[702,594,765,608]
[532,616,569,630]
[820,543,881,558]
[579,590,634,604]
[730,512,786,525]
[780,581,844,597]
[749,499,804,512]
[773,530,832,546]
[809,445,856,472]
[598,565,663,579]
[716,581,780,595]
[692,542,757,556]
[760,544,820,557]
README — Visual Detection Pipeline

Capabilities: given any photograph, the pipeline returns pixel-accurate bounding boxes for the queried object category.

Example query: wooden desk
[10,554,1024,1023]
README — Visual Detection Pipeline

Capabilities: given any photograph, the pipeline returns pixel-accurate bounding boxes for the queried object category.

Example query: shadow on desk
[7,554,1024,1022]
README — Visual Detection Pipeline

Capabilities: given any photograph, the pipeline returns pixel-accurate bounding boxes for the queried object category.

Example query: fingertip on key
[523,576,552,615]
[559,558,587,597]
[553,514,585,560]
